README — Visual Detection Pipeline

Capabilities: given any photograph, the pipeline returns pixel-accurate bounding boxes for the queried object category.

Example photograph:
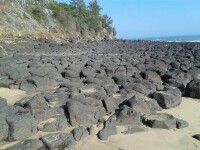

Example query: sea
[133,35,200,42]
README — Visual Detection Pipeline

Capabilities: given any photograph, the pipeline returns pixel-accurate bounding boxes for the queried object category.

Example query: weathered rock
[112,74,126,86]
[102,96,118,113]
[34,107,66,123]
[186,79,200,98]
[192,134,200,141]
[72,126,89,141]
[27,76,58,91]
[19,80,37,93]
[79,84,107,100]
[170,61,180,69]
[37,116,68,132]
[176,119,189,129]
[0,76,13,87]
[0,105,30,118]
[29,66,57,77]
[66,100,105,127]
[115,105,141,126]
[6,113,37,141]
[6,139,45,150]
[22,95,48,115]
[0,97,7,108]
[140,71,162,85]
[102,82,119,96]
[153,87,182,109]
[62,69,80,79]
[142,113,177,129]
[0,117,9,142]
[126,96,152,114]
[40,133,75,150]
[142,96,163,112]
[98,116,117,140]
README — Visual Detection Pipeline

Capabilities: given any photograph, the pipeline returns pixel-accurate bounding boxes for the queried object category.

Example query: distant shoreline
[130,35,200,42]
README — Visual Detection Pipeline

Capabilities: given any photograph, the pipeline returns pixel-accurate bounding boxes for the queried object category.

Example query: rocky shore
[0,38,200,150]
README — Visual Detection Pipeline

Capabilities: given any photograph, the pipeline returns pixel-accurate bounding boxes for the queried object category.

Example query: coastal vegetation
[27,0,116,35]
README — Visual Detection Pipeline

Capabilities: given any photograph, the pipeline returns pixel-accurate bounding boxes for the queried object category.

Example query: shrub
[30,6,45,21]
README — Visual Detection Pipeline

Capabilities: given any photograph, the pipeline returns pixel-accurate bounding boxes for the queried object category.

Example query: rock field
[0,38,200,149]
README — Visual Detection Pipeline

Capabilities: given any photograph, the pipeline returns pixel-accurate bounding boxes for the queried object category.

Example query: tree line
[28,0,116,36]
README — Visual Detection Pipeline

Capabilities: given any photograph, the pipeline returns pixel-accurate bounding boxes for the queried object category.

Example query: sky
[56,0,200,39]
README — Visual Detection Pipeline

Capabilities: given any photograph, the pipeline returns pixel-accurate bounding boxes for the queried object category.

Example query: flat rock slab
[142,113,177,129]
[6,113,37,141]
[142,113,189,130]
[153,87,182,109]
[40,133,75,150]
[6,139,45,150]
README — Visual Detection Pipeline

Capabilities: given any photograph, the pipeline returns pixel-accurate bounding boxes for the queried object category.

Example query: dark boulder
[126,96,151,114]
[140,71,162,85]
[115,105,141,126]
[153,87,182,109]
[37,116,68,132]
[34,107,66,123]
[0,117,9,142]
[6,139,45,150]
[170,61,180,69]
[17,95,48,116]
[176,119,189,129]
[62,69,80,79]
[186,79,200,98]
[79,84,107,100]
[40,133,75,150]
[6,113,37,141]
[98,116,117,140]
[192,134,200,141]
[0,76,14,88]
[72,126,89,141]
[102,96,118,114]
[142,113,177,129]
[66,100,105,127]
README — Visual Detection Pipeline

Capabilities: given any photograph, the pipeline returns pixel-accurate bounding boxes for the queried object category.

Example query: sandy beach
[0,88,27,105]
[0,88,199,150]
[75,97,200,150]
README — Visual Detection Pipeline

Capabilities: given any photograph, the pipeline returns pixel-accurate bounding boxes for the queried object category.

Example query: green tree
[88,0,101,15]
[102,14,113,28]
[70,0,86,10]
[102,14,116,35]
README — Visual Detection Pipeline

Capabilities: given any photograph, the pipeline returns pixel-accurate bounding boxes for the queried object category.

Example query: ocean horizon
[131,35,200,42]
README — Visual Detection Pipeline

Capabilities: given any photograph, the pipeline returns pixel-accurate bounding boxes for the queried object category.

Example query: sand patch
[81,88,97,93]
[112,93,121,98]
[0,88,27,105]
[75,97,200,150]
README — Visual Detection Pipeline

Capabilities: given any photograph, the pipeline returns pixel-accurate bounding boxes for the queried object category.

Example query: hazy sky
[56,0,200,39]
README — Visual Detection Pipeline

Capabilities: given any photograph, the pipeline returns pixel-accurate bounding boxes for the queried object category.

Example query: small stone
[89,125,99,135]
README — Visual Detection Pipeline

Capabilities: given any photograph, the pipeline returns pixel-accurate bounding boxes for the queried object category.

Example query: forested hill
[0,0,116,41]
